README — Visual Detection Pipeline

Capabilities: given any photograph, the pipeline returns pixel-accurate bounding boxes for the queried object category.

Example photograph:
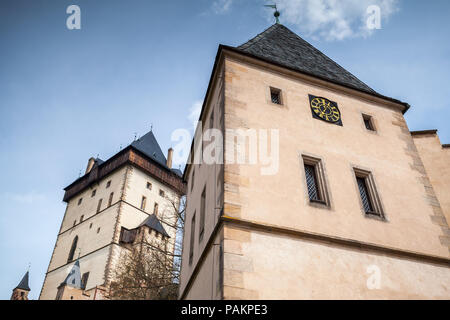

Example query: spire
[15,271,31,291]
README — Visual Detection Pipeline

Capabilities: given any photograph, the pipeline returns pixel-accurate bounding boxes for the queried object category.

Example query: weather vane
[264,3,280,24]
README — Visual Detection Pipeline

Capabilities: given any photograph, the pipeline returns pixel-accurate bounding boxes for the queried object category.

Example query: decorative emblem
[309,94,342,126]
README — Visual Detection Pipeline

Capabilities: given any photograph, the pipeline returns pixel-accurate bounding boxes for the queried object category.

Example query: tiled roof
[15,271,30,291]
[139,214,170,237]
[237,24,376,95]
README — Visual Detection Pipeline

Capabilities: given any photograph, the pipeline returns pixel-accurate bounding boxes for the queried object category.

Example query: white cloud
[266,0,399,41]
[188,100,203,131]
[212,0,234,14]
[3,191,46,204]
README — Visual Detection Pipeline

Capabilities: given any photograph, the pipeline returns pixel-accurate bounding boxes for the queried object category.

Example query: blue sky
[0,0,449,299]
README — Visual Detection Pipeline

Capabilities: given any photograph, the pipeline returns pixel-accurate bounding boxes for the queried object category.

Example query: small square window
[146,182,152,190]
[78,198,82,205]
[362,114,375,131]
[106,180,111,188]
[353,168,384,219]
[270,87,282,105]
[302,155,330,207]
[159,189,165,197]
[91,189,96,197]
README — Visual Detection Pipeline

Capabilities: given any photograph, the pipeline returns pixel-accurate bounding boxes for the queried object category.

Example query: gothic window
[67,235,78,263]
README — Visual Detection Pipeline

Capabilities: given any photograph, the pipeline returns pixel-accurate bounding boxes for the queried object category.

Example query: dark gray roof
[139,214,170,237]
[61,260,82,289]
[171,168,183,177]
[237,24,376,95]
[131,131,168,168]
[15,271,30,291]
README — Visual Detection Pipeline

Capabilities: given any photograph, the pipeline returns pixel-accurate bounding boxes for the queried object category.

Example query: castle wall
[413,133,450,225]
[222,224,450,299]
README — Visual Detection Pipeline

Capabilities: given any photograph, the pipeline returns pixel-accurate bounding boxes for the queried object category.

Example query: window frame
[353,167,386,220]
[269,87,283,105]
[189,212,196,266]
[362,113,376,132]
[301,155,331,208]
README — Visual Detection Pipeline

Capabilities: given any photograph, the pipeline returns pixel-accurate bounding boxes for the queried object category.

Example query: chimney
[166,148,173,169]
[85,157,96,174]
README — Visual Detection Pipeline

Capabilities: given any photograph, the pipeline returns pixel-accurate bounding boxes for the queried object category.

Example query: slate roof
[139,214,170,237]
[15,271,30,291]
[132,131,167,168]
[236,24,376,95]
[61,260,82,289]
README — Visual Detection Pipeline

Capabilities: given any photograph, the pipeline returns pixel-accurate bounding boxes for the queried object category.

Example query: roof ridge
[238,24,280,51]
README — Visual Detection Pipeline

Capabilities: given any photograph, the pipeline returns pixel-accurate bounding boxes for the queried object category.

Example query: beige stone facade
[179,29,450,300]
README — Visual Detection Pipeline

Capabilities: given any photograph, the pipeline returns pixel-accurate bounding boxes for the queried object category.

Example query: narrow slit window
[270,87,282,105]
[106,180,111,188]
[141,196,147,211]
[153,203,159,215]
[91,189,96,197]
[97,198,102,213]
[189,213,196,265]
[108,192,114,206]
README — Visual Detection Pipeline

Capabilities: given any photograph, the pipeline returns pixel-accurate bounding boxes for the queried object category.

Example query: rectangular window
[141,196,147,210]
[189,213,196,265]
[191,169,195,192]
[353,168,384,218]
[146,182,152,190]
[159,189,165,197]
[363,114,375,131]
[91,189,96,197]
[108,192,114,206]
[81,272,90,290]
[302,155,329,206]
[270,87,282,105]
[80,215,84,222]
[97,198,102,213]
[153,203,159,215]
[199,186,206,241]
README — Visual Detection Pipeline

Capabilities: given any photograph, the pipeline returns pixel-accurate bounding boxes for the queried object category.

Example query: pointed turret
[11,271,30,300]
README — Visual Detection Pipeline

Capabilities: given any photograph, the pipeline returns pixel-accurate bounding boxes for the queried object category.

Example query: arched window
[67,235,78,262]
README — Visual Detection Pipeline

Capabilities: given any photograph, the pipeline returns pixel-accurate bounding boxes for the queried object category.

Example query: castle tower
[40,130,186,300]
[180,24,450,299]
[11,271,30,300]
